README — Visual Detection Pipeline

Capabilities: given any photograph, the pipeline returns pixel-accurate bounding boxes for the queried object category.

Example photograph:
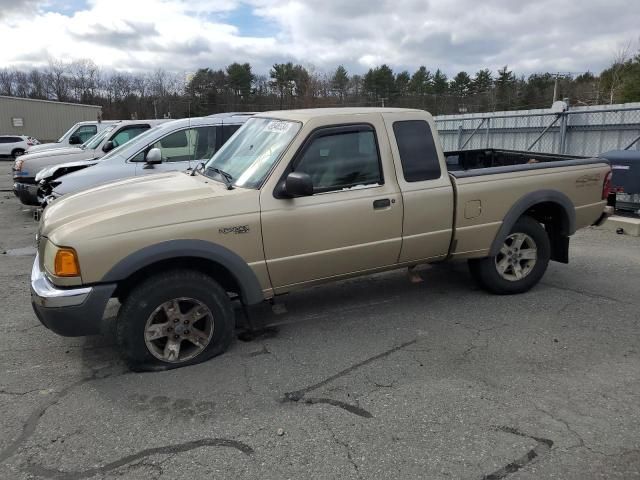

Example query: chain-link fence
[434,104,640,157]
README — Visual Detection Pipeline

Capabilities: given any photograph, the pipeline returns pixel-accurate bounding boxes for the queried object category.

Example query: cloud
[0,0,42,18]
[0,0,638,76]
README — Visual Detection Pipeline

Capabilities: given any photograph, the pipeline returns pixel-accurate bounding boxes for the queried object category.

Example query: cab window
[294,127,382,193]
[111,126,150,148]
[74,125,97,143]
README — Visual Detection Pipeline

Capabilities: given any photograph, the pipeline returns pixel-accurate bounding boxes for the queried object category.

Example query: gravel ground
[1,160,639,480]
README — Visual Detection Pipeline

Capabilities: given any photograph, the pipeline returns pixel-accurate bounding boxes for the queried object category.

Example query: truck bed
[444,148,604,178]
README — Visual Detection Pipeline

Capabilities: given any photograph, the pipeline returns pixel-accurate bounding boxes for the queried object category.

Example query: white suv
[26,121,117,154]
[0,135,39,158]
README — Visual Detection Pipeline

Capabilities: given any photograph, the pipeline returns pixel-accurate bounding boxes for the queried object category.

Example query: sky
[0,0,638,77]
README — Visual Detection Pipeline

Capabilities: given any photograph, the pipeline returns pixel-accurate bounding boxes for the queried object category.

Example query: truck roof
[255,107,425,122]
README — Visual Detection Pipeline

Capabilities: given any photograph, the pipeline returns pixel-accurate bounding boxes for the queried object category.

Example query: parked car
[0,135,39,159]
[26,120,118,154]
[31,108,614,370]
[38,113,252,205]
[14,120,166,205]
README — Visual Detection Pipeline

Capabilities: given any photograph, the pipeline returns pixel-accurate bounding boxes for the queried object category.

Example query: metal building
[435,102,640,157]
[0,96,102,142]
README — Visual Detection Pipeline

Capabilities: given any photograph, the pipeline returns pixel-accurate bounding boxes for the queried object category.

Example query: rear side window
[0,137,21,143]
[393,120,441,182]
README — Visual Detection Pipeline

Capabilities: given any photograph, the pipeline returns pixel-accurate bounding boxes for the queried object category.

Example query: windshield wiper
[205,166,234,190]
[188,161,206,176]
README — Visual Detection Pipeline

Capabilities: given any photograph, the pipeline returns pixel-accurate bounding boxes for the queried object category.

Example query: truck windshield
[204,118,301,189]
[82,126,115,150]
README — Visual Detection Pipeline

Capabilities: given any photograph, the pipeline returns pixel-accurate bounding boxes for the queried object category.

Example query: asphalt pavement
[1,160,639,479]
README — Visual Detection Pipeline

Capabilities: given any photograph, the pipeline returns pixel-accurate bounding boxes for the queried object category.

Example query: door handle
[373,198,391,209]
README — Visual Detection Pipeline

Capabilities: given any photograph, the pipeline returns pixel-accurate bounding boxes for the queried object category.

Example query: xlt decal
[219,225,250,234]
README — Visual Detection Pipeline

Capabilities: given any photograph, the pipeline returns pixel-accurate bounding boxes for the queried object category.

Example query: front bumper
[30,254,116,336]
[13,181,40,206]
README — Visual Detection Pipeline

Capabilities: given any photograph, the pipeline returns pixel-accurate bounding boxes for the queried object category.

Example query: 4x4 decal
[219,225,250,234]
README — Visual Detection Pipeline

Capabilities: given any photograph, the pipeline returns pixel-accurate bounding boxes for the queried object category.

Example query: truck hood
[51,157,132,196]
[36,158,100,182]
[23,146,82,159]
[41,171,258,244]
[19,148,100,179]
[27,143,71,153]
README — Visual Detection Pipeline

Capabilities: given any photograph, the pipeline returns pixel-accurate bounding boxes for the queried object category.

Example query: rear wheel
[468,216,550,294]
[12,149,25,159]
[116,269,234,371]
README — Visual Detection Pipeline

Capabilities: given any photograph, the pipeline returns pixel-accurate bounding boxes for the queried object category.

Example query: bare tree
[607,40,633,104]
[28,69,47,99]
[46,59,70,101]
[0,69,15,96]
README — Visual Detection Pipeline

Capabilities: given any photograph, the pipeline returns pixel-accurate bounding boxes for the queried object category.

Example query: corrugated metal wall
[435,102,640,156]
[0,96,102,142]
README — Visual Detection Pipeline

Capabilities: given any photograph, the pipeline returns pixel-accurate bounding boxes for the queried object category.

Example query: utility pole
[380,97,388,108]
[552,73,559,103]
[153,100,158,119]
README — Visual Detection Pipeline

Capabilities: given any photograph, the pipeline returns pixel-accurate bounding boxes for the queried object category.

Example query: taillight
[602,169,612,200]
[27,142,34,146]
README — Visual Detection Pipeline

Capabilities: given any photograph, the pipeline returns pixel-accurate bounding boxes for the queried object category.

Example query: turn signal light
[54,248,80,277]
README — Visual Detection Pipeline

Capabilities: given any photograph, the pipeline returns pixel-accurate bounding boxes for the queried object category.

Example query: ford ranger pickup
[30,108,614,370]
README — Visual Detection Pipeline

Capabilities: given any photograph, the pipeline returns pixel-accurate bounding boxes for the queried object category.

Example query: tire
[12,149,25,159]
[116,269,234,371]
[468,216,550,295]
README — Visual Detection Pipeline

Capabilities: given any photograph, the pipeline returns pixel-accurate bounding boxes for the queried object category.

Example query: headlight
[14,159,24,171]
[43,240,81,278]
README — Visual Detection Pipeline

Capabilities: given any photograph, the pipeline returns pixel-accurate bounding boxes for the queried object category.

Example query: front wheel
[116,270,234,371]
[12,149,25,159]
[468,216,550,295]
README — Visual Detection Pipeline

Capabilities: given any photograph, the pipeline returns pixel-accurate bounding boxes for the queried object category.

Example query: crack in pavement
[0,388,44,397]
[481,426,554,480]
[302,398,373,418]
[541,282,635,306]
[0,366,128,465]
[284,339,417,401]
[319,415,362,479]
[23,438,254,479]
[282,339,417,417]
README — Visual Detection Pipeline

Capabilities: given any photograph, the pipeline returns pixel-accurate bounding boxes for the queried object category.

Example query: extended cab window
[295,128,382,193]
[393,120,441,182]
[74,125,97,143]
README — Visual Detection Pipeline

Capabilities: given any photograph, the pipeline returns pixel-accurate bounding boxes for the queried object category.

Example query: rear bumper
[592,205,615,227]
[30,254,116,336]
[13,181,40,206]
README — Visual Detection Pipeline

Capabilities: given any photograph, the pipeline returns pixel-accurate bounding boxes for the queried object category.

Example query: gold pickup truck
[30,108,614,370]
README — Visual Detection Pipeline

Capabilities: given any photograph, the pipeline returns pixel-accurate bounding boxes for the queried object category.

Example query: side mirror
[284,171,313,197]
[69,135,82,145]
[143,147,162,168]
[102,140,114,153]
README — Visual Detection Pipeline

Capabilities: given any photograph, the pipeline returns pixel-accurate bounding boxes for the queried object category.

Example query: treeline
[1,52,639,120]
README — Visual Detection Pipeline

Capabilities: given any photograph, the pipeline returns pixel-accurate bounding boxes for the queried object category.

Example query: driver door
[260,123,403,291]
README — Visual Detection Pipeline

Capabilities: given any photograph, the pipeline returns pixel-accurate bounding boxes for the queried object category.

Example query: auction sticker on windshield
[264,121,291,133]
